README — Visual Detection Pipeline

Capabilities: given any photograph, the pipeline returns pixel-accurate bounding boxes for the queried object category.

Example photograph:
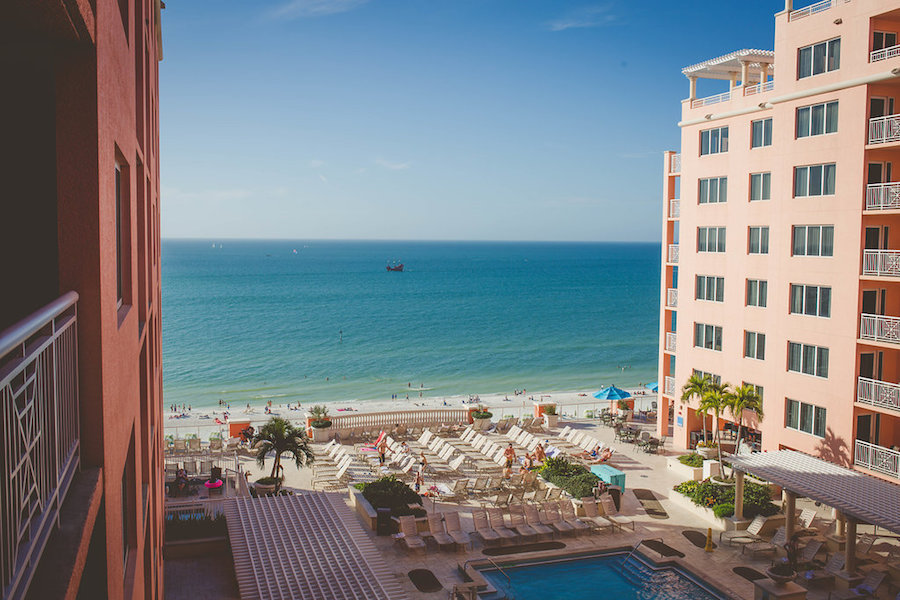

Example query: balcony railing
[872,44,900,63]
[857,377,900,414]
[691,91,730,109]
[669,153,681,174]
[789,0,850,21]
[0,292,80,600]
[665,332,677,353]
[860,313,900,344]
[869,114,900,144]
[865,182,900,211]
[668,244,679,264]
[862,250,900,277]
[669,199,680,219]
[666,288,678,308]
[664,376,676,396]
[743,80,775,96]
[855,440,900,480]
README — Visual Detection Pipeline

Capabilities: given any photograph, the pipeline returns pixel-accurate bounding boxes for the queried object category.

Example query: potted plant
[308,404,333,442]
[543,404,559,428]
[696,439,718,459]
[766,534,801,585]
[472,407,493,430]
[252,416,315,493]
[617,399,633,421]
[254,476,280,495]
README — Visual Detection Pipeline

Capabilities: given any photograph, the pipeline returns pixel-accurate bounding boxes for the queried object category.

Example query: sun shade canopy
[682,49,775,81]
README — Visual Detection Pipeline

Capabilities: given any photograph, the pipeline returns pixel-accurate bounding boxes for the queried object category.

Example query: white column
[740,61,750,87]
[688,76,697,100]
[784,0,793,11]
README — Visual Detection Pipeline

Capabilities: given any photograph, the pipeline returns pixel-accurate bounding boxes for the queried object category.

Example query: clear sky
[160,0,782,242]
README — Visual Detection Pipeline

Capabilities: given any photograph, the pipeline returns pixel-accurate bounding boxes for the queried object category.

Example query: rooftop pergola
[728,450,900,573]
[682,49,775,100]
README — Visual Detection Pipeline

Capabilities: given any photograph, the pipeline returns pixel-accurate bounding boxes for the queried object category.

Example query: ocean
[161,240,660,411]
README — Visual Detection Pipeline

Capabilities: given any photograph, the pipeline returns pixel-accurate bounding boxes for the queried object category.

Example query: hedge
[540,456,601,499]
[673,478,779,518]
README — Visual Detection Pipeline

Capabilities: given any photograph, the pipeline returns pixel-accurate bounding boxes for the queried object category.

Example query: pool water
[480,552,725,600]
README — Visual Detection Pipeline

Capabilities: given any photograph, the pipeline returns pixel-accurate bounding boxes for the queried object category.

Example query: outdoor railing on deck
[862,250,900,277]
[869,114,900,144]
[328,408,470,432]
[665,332,677,353]
[865,182,900,211]
[855,440,900,480]
[691,91,730,109]
[860,313,900,344]
[857,377,900,414]
[789,0,850,21]
[666,288,678,308]
[871,44,900,63]
[667,244,679,264]
[669,153,680,174]
[743,80,774,96]
[669,199,680,219]
[0,292,80,600]
[663,376,676,397]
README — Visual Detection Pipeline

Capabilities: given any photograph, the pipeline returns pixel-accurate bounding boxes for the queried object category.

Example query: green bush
[256,476,281,485]
[360,476,422,517]
[674,478,778,517]
[311,419,332,428]
[673,480,700,496]
[678,453,705,468]
[164,513,227,541]
[539,457,601,499]
[713,503,734,518]
[472,410,493,419]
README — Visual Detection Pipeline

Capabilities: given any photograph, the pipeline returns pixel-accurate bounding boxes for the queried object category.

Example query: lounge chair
[580,497,615,533]
[522,504,556,539]
[558,500,591,535]
[397,515,426,552]
[828,570,886,599]
[719,514,767,546]
[209,438,223,452]
[793,539,824,570]
[443,512,472,550]
[183,460,198,477]
[173,439,187,453]
[796,508,821,536]
[800,551,844,590]
[427,514,456,551]
[598,495,635,531]
[742,526,786,558]
[507,508,539,542]
[188,437,201,452]
[540,503,576,537]
[472,510,502,547]
[546,487,563,501]
[530,488,548,504]
[486,508,520,543]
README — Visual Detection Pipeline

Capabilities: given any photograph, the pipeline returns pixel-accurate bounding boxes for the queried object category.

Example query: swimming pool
[478,551,727,600]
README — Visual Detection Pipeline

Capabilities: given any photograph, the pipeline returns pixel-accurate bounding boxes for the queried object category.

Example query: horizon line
[161,236,663,244]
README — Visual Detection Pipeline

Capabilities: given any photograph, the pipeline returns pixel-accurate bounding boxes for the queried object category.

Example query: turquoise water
[481,553,724,600]
[161,240,660,410]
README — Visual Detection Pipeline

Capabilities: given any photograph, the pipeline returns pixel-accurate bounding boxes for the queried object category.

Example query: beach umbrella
[592,385,632,400]
[646,382,659,393]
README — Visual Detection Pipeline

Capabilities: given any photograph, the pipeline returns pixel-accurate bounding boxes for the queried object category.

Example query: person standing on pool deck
[377,438,387,465]
[503,443,516,478]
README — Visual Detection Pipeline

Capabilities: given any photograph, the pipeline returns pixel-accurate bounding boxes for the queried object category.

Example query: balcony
[865,182,900,211]
[666,288,678,308]
[669,199,680,219]
[664,376,676,397]
[857,377,900,414]
[855,440,900,480]
[872,44,900,63]
[788,0,850,21]
[862,250,900,277]
[665,332,677,353]
[743,80,774,96]
[669,153,681,174]
[868,114,900,145]
[668,244,679,264]
[0,292,80,600]
[860,313,900,345]
[691,91,730,109]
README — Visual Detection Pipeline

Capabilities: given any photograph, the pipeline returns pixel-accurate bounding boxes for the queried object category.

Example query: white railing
[665,332,677,353]
[789,0,849,21]
[691,91,730,109]
[871,44,900,63]
[664,376,676,397]
[855,440,900,480]
[862,250,900,277]
[0,292,80,600]
[869,114,900,144]
[743,80,775,96]
[666,288,678,308]
[866,182,900,211]
[669,153,681,174]
[668,244,679,264]
[326,408,470,433]
[669,199,680,219]
[857,377,900,413]
[165,451,241,474]
[165,497,228,519]
[860,313,900,344]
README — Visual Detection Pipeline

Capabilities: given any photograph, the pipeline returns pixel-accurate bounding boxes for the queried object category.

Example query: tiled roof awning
[728,450,900,534]
[682,49,775,81]
[224,493,408,600]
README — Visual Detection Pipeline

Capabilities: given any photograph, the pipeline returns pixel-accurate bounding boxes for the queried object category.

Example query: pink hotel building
[657,0,900,482]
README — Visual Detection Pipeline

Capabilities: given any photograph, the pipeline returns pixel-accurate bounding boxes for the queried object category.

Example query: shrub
[713,503,734,518]
[674,478,778,517]
[255,476,282,485]
[311,419,332,428]
[543,405,557,415]
[673,480,700,497]
[164,513,227,542]
[617,399,630,411]
[539,457,601,499]
[678,453,705,468]
[696,440,718,449]
[472,409,493,419]
[360,476,422,517]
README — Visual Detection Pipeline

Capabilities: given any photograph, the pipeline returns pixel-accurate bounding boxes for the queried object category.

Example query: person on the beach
[400,441,410,454]
[377,438,387,465]
[522,452,534,470]
[534,443,546,463]
[414,468,424,492]
[503,443,516,478]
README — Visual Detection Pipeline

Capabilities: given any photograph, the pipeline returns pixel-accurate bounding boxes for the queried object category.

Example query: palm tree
[699,381,729,466]
[253,417,315,492]
[681,373,711,443]
[725,384,764,471]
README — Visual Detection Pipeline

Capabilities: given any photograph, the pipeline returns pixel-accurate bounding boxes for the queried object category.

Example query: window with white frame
[785,398,826,438]
[746,279,767,307]
[790,284,831,317]
[694,322,723,351]
[798,38,840,79]
[744,331,766,360]
[699,177,727,204]
[693,369,721,385]
[792,225,834,257]
[748,226,769,254]
[695,275,724,302]
[697,227,726,253]
[742,382,764,401]
[751,118,772,148]
[788,342,829,378]
[700,126,729,156]
[794,164,836,197]
[797,101,838,138]
[750,173,771,201]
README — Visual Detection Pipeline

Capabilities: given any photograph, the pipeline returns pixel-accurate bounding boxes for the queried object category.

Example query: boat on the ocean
[386,262,404,272]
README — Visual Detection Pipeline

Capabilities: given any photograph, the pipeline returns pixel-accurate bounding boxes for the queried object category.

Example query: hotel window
[694,322,723,351]
[790,284,831,317]
[794,163,836,197]
[750,173,770,202]
[692,369,721,385]
[785,399,826,438]
[699,177,727,204]
[797,101,838,137]
[695,275,724,302]
[751,118,772,148]
[697,227,726,253]
[792,225,834,257]
[700,126,729,156]
[798,38,840,79]
[874,32,898,52]
[788,342,829,378]
[746,279,767,307]
[744,331,766,360]
[743,382,764,401]
[748,226,769,254]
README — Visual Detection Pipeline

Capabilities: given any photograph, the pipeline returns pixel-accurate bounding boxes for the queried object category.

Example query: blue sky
[160,0,782,242]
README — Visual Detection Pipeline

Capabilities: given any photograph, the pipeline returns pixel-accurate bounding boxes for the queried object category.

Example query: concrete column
[761,67,769,84]
[846,519,858,573]
[729,73,737,89]
[740,61,750,87]
[734,470,745,520]
[688,76,697,100]
[785,0,793,11]
[784,491,796,540]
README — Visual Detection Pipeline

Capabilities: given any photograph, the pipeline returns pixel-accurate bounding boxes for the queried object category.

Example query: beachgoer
[400,441,410,454]
[534,443,546,463]
[414,469,424,492]
[377,438,387,465]
[523,452,534,470]
[503,443,516,478]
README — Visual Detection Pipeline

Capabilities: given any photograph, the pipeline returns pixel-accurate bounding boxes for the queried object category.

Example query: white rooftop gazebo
[682,49,775,105]
[728,450,900,572]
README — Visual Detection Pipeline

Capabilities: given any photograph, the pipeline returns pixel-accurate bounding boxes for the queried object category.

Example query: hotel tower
[658,0,900,483]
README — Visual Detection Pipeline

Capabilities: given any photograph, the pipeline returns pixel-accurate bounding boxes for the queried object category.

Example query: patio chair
[719,514,767,546]
[828,570,886,599]
[472,510,502,547]
[209,438,223,452]
[793,539,824,570]
[599,495,635,531]
[522,504,555,539]
[546,487,563,501]
[486,508,520,543]
[173,439,187,453]
[164,463,178,480]
[558,500,591,535]
[427,514,456,551]
[188,437,201,452]
[800,551,844,589]
[540,502,576,537]
[443,512,473,550]
[507,508,539,542]
[483,491,512,509]
[742,526,786,558]
[580,497,615,533]
[182,460,198,477]
[530,487,548,504]
[199,459,214,477]
[397,515,426,552]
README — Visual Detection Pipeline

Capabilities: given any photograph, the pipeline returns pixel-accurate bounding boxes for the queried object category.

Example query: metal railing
[691,91,730,109]
[789,0,849,21]
[865,182,900,211]
[0,292,80,600]
[869,114,900,144]
[669,199,680,219]
[669,153,681,174]
[327,408,470,432]
[664,376,676,397]
[857,377,900,414]
[855,440,900,480]
[860,313,900,344]
[666,288,678,308]
[862,250,900,277]
[743,80,774,96]
[667,244,679,264]
[871,44,900,63]
[665,332,677,353]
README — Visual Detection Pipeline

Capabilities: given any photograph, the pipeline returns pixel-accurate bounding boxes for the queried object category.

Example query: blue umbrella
[646,382,658,393]
[593,385,632,400]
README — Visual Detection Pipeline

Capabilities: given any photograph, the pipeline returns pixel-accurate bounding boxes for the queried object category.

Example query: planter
[697,447,717,459]
[473,417,491,431]
[254,481,277,495]
[545,413,559,428]
[765,567,796,585]
[311,426,332,442]
[666,457,704,481]
[668,490,730,530]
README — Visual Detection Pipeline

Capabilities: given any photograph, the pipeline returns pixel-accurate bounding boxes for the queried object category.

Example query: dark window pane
[799,47,812,78]
[795,167,809,196]
[826,102,838,133]
[822,226,834,256]
[797,107,810,137]
[759,281,767,307]
[814,407,826,437]
[824,164,836,194]
[699,179,709,203]
[720,127,728,152]
[719,178,727,203]
[819,287,831,317]
[793,227,807,255]
[809,165,823,195]
[828,38,840,71]
[805,286,818,315]
[701,130,710,155]
[817,347,829,377]
[717,228,726,252]
[807,226,821,256]
[762,173,770,200]
[811,104,825,135]
[813,42,826,74]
